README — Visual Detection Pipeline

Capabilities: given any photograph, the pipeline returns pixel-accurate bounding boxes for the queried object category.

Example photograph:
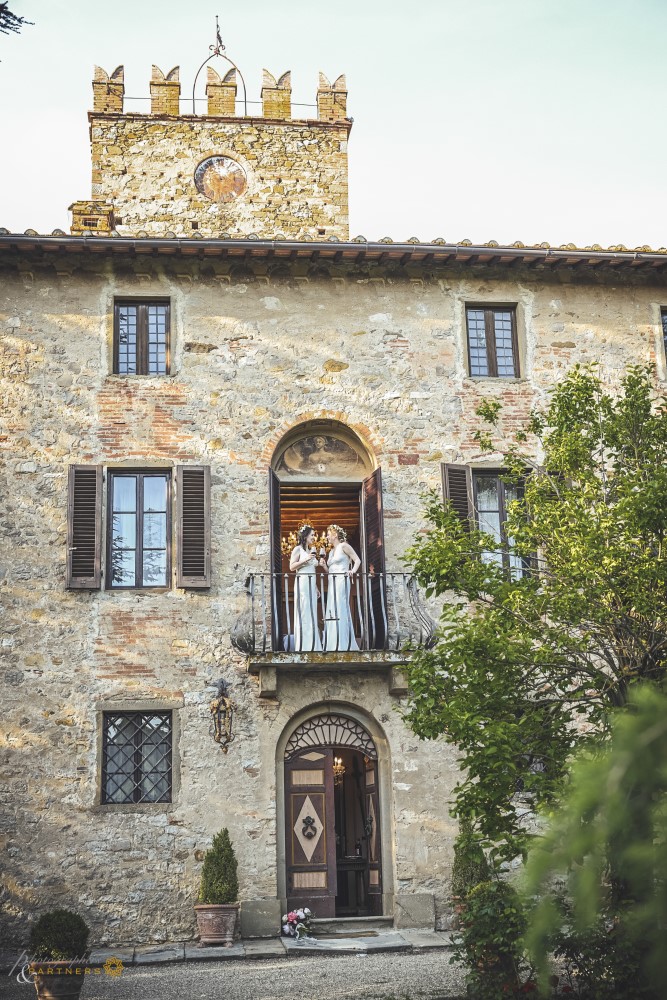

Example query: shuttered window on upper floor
[442,463,527,577]
[66,464,210,590]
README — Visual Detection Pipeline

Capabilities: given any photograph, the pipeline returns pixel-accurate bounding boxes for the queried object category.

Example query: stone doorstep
[21,932,454,972]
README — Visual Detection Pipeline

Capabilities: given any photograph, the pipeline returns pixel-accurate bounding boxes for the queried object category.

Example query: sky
[1,0,666,248]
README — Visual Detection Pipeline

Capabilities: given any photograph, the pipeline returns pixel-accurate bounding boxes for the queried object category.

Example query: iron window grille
[472,470,526,577]
[102,712,172,804]
[107,470,171,589]
[466,305,519,378]
[113,301,170,375]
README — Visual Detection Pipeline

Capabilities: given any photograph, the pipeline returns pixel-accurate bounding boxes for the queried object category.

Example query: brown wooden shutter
[361,468,386,648]
[176,466,211,588]
[441,463,473,526]
[67,465,102,589]
[269,469,283,651]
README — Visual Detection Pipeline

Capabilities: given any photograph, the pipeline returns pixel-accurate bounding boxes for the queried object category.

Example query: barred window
[102,712,172,804]
[466,305,519,377]
[114,301,170,375]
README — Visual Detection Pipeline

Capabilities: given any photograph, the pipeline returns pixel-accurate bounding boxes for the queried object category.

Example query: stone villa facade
[1,59,667,948]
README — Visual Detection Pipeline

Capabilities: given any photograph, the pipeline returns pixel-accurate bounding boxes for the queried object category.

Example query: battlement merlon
[89,65,351,125]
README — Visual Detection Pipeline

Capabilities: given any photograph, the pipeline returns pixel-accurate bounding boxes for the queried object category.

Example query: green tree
[403,365,667,864]
[523,684,667,999]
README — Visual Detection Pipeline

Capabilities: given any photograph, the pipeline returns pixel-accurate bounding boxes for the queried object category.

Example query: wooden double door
[285,747,382,917]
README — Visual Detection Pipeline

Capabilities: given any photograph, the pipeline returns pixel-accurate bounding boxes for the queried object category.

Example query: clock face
[194,156,247,203]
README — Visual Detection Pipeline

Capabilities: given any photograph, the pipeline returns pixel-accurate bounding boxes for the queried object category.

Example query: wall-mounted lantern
[209,678,236,753]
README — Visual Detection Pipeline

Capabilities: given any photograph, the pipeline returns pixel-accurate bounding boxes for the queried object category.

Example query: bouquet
[281,907,313,939]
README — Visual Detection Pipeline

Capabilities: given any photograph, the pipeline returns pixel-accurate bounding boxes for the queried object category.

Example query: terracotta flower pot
[29,961,88,999]
[194,903,239,946]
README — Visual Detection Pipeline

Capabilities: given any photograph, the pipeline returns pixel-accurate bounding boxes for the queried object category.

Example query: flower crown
[297,521,314,534]
[328,523,347,541]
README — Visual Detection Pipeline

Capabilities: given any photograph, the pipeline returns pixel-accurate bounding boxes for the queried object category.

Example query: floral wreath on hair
[328,523,347,542]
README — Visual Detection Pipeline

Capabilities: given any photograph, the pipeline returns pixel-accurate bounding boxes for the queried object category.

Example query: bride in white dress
[319,524,361,651]
[289,525,322,652]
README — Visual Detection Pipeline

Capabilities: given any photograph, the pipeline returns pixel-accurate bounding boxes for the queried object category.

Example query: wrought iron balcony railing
[231,571,436,656]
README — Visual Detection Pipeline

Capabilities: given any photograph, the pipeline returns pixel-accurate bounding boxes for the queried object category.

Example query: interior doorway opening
[333,747,374,916]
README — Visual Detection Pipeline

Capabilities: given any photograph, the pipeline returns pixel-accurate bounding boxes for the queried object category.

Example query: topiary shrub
[29,909,90,961]
[452,879,531,1000]
[198,828,239,905]
[450,816,491,902]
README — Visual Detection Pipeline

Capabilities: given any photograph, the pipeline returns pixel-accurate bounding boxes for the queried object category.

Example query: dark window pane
[147,304,168,375]
[494,311,516,376]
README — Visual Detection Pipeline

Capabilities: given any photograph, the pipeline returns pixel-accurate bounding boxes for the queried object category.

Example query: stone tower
[72,64,351,239]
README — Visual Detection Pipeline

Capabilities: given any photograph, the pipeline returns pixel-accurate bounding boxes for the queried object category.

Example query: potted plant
[194,828,239,946]
[27,909,91,999]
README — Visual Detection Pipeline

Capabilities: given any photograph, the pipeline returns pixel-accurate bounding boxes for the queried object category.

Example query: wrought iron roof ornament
[192,16,248,115]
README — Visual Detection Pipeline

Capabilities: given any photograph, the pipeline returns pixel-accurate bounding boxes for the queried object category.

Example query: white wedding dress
[292,547,322,652]
[324,544,359,651]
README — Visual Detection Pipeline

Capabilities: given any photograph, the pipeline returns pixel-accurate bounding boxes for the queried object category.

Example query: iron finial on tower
[192,15,247,115]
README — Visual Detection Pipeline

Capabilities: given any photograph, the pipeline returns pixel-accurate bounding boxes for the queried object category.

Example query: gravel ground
[2,951,467,1000]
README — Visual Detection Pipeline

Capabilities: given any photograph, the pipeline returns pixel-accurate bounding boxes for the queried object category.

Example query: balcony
[231,571,436,699]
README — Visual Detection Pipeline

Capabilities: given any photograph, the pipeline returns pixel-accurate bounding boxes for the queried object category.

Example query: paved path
[3,949,466,1000]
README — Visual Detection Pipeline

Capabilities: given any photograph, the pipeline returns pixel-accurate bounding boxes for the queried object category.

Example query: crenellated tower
[72,57,352,240]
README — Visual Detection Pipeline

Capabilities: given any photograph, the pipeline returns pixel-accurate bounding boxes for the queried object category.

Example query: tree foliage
[0,3,32,36]
[403,365,667,863]
[523,684,667,999]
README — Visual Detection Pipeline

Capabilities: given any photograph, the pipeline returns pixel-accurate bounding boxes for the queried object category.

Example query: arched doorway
[280,711,385,918]
[269,420,385,652]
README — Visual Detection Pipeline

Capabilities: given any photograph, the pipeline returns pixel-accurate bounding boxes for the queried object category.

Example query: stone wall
[1,250,665,946]
[89,108,350,242]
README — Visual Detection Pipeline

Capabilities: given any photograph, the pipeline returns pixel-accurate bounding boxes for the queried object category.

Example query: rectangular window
[661,309,667,361]
[114,301,170,375]
[102,712,172,804]
[466,305,519,377]
[108,471,170,588]
[472,471,524,577]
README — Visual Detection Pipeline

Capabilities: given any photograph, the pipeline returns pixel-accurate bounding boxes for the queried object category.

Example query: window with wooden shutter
[107,470,171,589]
[176,466,211,588]
[441,463,473,526]
[67,465,102,589]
